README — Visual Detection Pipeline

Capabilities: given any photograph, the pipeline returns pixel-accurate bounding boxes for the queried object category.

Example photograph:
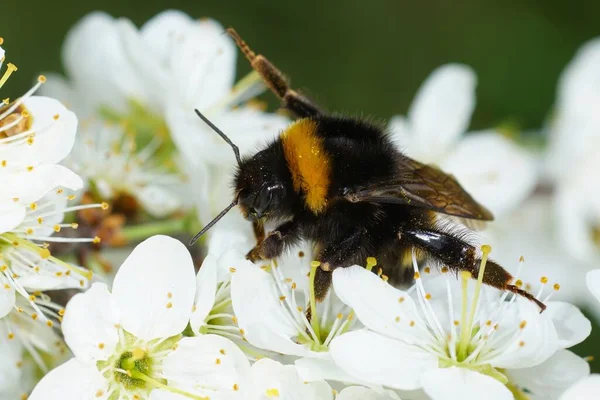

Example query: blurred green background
[3,0,600,130]
[3,0,600,373]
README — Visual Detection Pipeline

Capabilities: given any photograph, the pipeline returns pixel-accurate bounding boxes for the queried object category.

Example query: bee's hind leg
[227,28,322,118]
[401,227,546,311]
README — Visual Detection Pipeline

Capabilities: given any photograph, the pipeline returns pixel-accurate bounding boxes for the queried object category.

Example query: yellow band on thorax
[281,119,330,214]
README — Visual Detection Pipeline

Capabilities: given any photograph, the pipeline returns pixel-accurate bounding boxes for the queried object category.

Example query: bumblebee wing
[344,157,494,221]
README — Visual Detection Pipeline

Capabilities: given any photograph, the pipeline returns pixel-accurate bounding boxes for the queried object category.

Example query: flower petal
[136,185,181,218]
[189,254,218,334]
[337,387,402,400]
[508,350,590,399]
[162,335,250,394]
[295,357,368,385]
[244,358,333,400]
[484,298,558,369]
[231,262,321,357]
[0,164,82,204]
[441,131,537,216]
[112,235,196,341]
[0,202,25,234]
[407,64,476,160]
[329,330,437,390]
[586,270,600,304]
[62,283,120,363]
[421,367,513,400]
[560,374,600,400]
[545,301,591,348]
[332,265,425,343]
[0,275,16,319]
[29,358,109,400]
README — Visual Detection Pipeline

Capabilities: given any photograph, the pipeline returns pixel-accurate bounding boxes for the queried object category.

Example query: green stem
[120,218,188,242]
[131,372,208,400]
[309,262,321,344]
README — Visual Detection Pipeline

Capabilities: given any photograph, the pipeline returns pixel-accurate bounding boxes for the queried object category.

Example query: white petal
[62,283,120,363]
[162,335,250,393]
[508,350,590,399]
[0,202,25,233]
[112,235,196,341]
[586,270,600,303]
[337,387,401,400]
[407,64,476,160]
[136,185,181,218]
[545,301,591,348]
[442,131,537,216]
[560,374,600,400]
[387,115,412,150]
[329,330,437,390]
[421,367,513,400]
[245,358,333,400]
[0,326,23,393]
[295,357,367,385]
[140,10,194,63]
[29,358,109,400]
[557,37,600,125]
[167,19,236,110]
[62,12,132,112]
[189,254,218,334]
[0,165,82,204]
[332,265,425,343]
[0,275,15,319]
[231,262,320,357]
[484,298,558,369]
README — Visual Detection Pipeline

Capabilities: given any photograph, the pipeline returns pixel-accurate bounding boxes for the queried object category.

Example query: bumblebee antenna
[194,109,242,166]
[189,199,238,246]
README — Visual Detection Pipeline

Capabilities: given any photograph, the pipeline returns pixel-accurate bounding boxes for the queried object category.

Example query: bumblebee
[190,29,545,310]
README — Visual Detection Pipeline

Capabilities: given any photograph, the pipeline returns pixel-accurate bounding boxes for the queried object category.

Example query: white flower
[559,374,600,400]
[0,44,82,211]
[546,38,600,263]
[388,64,536,217]
[586,269,600,304]
[230,246,361,380]
[336,386,402,400]
[65,120,184,218]
[243,358,333,400]
[329,252,590,399]
[29,235,251,400]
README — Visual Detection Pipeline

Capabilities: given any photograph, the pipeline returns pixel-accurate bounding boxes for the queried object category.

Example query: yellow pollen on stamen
[310,260,321,268]
[425,293,432,300]
[553,283,561,291]
[53,114,60,121]
[25,228,33,235]
[395,316,400,322]
[167,292,172,299]
[265,388,280,397]
[229,267,236,273]
[215,358,221,365]
[540,276,548,284]
[56,189,63,194]
[92,236,101,244]
[441,266,449,273]
[46,321,53,327]
[279,295,286,301]
[454,320,460,326]
[515,279,523,288]
[519,341,525,347]
[95,390,104,398]
[37,217,43,224]
[233,384,239,391]
[67,195,76,200]
[424,266,431,274]
[53,225,61,232]
[29,203,37,210]
[166,302,173,309]
[0,63,18,89]
[519,320,527,329]
[39,248,51,259]
[366,256,377,271]
[220,349,226,355]
[398,296,405,303]
[414,271,420,279]
[1,160,6,167]
[98,343,105,349]
[409,320,415,327]
[26,166,34,172]
[70,223,79,229]
[8,333,15,339]
[101,202,109,210]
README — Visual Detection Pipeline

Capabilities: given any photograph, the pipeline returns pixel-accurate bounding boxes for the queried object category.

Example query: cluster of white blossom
[2,8,600,399]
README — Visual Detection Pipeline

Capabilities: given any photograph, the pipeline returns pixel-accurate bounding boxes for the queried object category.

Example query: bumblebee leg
[402,228,546,311]
[314,267,332,301]
[317,229,369,271]
[227,28,322,118]
[246,220,301,262]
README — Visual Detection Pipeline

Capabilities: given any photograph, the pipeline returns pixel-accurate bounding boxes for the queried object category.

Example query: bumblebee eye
[253,184,274,217]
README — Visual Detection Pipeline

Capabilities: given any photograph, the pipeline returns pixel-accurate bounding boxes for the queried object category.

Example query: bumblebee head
[234,148,290,222]
[189,110,294,246]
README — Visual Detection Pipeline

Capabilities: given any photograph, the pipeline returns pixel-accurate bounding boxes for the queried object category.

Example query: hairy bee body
[194,29,545,309]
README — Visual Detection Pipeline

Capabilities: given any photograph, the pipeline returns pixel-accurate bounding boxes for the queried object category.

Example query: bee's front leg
[246,220,300,262]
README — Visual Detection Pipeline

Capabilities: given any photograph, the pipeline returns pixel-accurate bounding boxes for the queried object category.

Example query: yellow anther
[92,236,101,244]
[166,302,173,309]
[310,260,321,268]
[131,348,145,360]
[0,63,18,89]
[481,244,492,254]
[37,75,46,83]
[519,255,525,262]
[540,276,548,284]
[279,295,286,301]
[461,271,472,280]
[30,203,37,210]
[53,114,60,120]
[414,271,420,279]
[1,160,6,167]
[71,223,79,229]
[229,267,237,273]
[215,358,221,365]
[98,343,105,349]
[366,256,377,271]
[519,320,527,329]
[409,320,415,327]
[519,340,525,347]
[424,266,431,274]
[101,202,109,210]
[220,349,226,355]
[398,296,405,303]
[26,166,33,172]
[425,293,432,300]
[265,388,280,397]
[46,321,53,327]
[53,225,61,232]
[395,316,400,322]
[441,266,449,273]
[25,228,33,235]
[515,279,523,288]
[67,195,76,200]
[39,248,51,259]
[233,383,239,391]
[553,283,560,291]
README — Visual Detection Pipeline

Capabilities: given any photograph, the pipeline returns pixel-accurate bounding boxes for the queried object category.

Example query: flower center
[114,348,154,389]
